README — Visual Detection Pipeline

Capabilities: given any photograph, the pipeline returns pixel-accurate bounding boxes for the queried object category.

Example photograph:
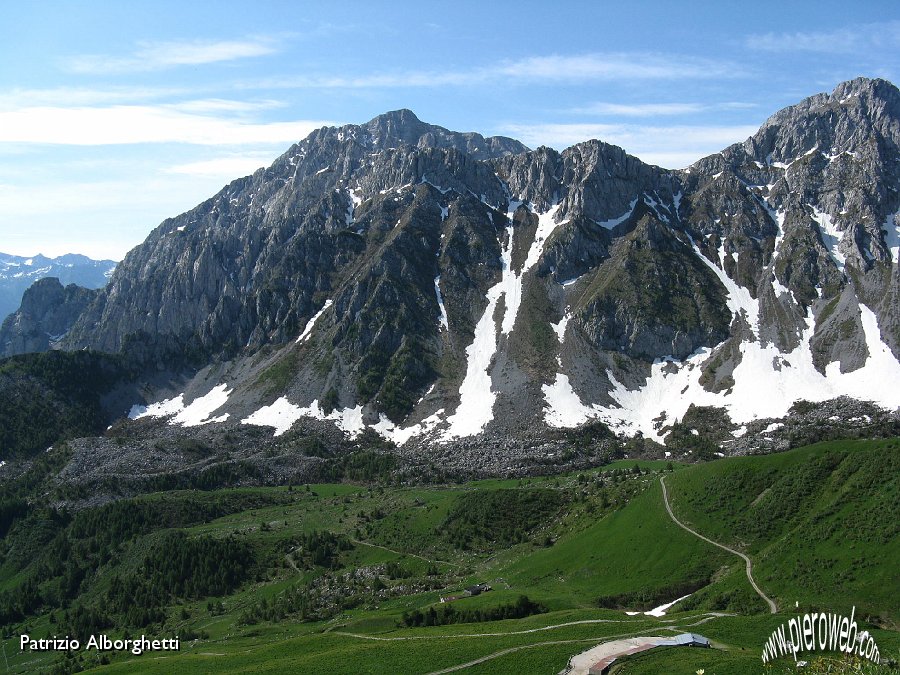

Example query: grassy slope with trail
[0,440,896,674]
[664,438,899,623]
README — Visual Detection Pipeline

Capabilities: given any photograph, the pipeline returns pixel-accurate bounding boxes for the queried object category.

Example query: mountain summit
[13,81,900,450]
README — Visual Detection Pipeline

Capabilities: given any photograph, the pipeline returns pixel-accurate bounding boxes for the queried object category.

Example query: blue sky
[2,0,899,260]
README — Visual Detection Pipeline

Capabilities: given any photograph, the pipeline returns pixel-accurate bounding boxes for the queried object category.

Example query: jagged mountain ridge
[39,79,900,444]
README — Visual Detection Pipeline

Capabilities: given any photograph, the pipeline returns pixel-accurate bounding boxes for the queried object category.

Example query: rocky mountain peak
[360,108,528,159]
[24,80,900,449]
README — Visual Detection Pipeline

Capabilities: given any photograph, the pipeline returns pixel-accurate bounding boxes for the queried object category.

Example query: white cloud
[0,105,332,146]
[65,37,280,74]
[747,20,900,53]
[0,170,248,259]
[166,153,277,178]
[498,122,760,169]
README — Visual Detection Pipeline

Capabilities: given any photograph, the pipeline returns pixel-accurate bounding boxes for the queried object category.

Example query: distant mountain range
[2,77,899,458]
[0,252,115,322]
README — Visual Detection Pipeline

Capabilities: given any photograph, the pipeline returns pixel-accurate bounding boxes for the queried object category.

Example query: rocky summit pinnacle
[9,77,899,448]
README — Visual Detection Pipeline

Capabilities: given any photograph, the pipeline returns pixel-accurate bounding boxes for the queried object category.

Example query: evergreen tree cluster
[293,529,353,570]
[0,491,280,629]
[402,595,546,627]
[439,489,565,550]
[0,350,128,460]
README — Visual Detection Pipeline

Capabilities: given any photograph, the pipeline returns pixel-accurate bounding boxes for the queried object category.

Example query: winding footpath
[659,475,777,614]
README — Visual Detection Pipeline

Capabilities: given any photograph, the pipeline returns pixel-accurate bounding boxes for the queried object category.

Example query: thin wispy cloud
[570,101,756,117]
[491,53,744,81]
[252,51,748,90]
[0,86,191,110]
[0,105,332,146]
[747,20,900,53]
[571,102,705,117]
[65,36,280,74]
[167,99,286,114]
[499,122,760,168]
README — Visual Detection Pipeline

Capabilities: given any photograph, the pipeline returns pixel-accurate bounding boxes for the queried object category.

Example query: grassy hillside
[665,438,899,623]
[0,440,896,674]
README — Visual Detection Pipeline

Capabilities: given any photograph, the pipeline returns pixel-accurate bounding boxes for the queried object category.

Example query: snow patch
[771,273,791,300]
[550,314,570,344]
[129,394,185,420]
[642,193,669,223]
[242,397,304,436]
[421,175,453,195]
[644,593,692,617]
[434,276,449,331]
[129,384,231,427]
[597,198,637,230]
[593,265,900,441]
[296,299,333,343]
[543,374,600,427]
[502,204,563,335]
[172,384,232,427]
[883,210,900,262]
[243,396,446,446]
[705,241,760,337]
[811,206,845,272]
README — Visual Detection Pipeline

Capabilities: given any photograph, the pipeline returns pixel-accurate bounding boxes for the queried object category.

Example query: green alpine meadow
[1,438,897,673]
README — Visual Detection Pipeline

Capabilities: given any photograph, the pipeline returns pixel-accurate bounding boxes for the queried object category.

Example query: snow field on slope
[128,383,232,427]
[590,242,900,441]
[240,395,445,445]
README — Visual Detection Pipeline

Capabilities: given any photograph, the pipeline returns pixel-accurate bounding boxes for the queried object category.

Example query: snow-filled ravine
[296,299,333,343]
[441,203,564,440]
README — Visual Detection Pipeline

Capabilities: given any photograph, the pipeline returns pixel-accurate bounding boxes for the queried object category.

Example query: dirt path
[335,617,658,641]
[659,475,777,613]
[348,538,450,565]
[332,611,732,643]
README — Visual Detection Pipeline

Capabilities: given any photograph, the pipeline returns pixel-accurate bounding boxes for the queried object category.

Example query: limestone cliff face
[27,81,900,441]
